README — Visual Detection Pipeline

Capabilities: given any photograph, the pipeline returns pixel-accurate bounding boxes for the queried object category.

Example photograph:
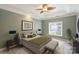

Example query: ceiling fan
[36,4,56,14]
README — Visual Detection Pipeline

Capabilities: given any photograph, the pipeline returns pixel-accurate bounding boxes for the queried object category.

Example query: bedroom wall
[33,19,42,32]
[42,16,76,39]
[0,9,42,48]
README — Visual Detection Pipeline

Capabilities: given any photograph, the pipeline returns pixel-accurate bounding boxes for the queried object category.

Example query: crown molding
[42,11,77,20]
[0,5,26,16]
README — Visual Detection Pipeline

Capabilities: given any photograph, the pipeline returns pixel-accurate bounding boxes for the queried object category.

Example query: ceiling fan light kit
[36,4,56,14]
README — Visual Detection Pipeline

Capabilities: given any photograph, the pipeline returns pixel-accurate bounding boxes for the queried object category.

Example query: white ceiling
[0,4,79,20]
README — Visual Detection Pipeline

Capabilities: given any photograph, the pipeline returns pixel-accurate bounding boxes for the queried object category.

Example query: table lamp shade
[9,31,16,34]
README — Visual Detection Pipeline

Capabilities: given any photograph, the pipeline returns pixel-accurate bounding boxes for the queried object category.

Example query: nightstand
[6,39,19,50]
[73,39,79,53]
[6,34,20,50]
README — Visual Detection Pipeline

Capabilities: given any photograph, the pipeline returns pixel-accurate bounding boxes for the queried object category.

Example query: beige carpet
[0,47,32,54]
[52,37,73,54]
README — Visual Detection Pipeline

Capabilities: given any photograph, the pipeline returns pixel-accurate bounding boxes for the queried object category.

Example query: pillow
[32,34,36,37]
[21,33,26,38]
[27,35,33,38]
[27,34,36,38]
[25,34,27,38]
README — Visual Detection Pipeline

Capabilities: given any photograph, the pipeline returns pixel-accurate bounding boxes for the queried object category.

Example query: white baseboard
[0,48,6,51]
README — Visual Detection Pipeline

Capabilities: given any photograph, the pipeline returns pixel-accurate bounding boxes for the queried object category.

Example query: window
[49,21,63,36]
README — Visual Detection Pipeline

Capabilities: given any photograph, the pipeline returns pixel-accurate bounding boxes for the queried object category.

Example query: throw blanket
[29,36,51,46]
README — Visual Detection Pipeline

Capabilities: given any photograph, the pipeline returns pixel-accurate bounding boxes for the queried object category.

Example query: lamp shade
[38,29,41,31]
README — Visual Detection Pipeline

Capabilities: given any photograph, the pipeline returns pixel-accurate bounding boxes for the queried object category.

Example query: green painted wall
[0,9,25,48]
[42,16,76,39]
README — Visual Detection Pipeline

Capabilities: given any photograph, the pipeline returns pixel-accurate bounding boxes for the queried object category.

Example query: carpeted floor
[52,37,73,54]
[0,38,73,54]
[0,47,32,54]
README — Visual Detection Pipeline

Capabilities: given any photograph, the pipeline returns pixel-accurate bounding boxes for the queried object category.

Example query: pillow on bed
[32,34,36,37]
[25,34,27,38]
[27,35,33,38]
[21,33,26,38]
[27,34,37,38]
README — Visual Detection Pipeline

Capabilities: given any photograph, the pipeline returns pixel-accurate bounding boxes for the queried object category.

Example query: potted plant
[66,29,73,45]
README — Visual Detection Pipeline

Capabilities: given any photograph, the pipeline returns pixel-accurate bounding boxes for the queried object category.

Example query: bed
[20,35,51,54]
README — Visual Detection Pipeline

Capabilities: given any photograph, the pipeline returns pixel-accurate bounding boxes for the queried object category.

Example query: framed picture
[21,20,33,31]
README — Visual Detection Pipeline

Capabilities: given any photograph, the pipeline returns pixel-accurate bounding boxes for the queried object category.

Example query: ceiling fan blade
[36,9,42,10]
[47,7,56,10]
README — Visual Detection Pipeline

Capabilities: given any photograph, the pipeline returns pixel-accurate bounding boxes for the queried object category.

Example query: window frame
[49,21,63,36]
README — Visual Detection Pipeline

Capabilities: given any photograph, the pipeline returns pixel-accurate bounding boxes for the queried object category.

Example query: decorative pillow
[21,33,25,38]
[32,34,36,37]
[27,35,33,38]
[25,34,27,38]
[27,34,36,38]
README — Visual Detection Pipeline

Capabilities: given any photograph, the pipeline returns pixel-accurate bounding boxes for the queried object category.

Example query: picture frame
[21,20,33,31]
